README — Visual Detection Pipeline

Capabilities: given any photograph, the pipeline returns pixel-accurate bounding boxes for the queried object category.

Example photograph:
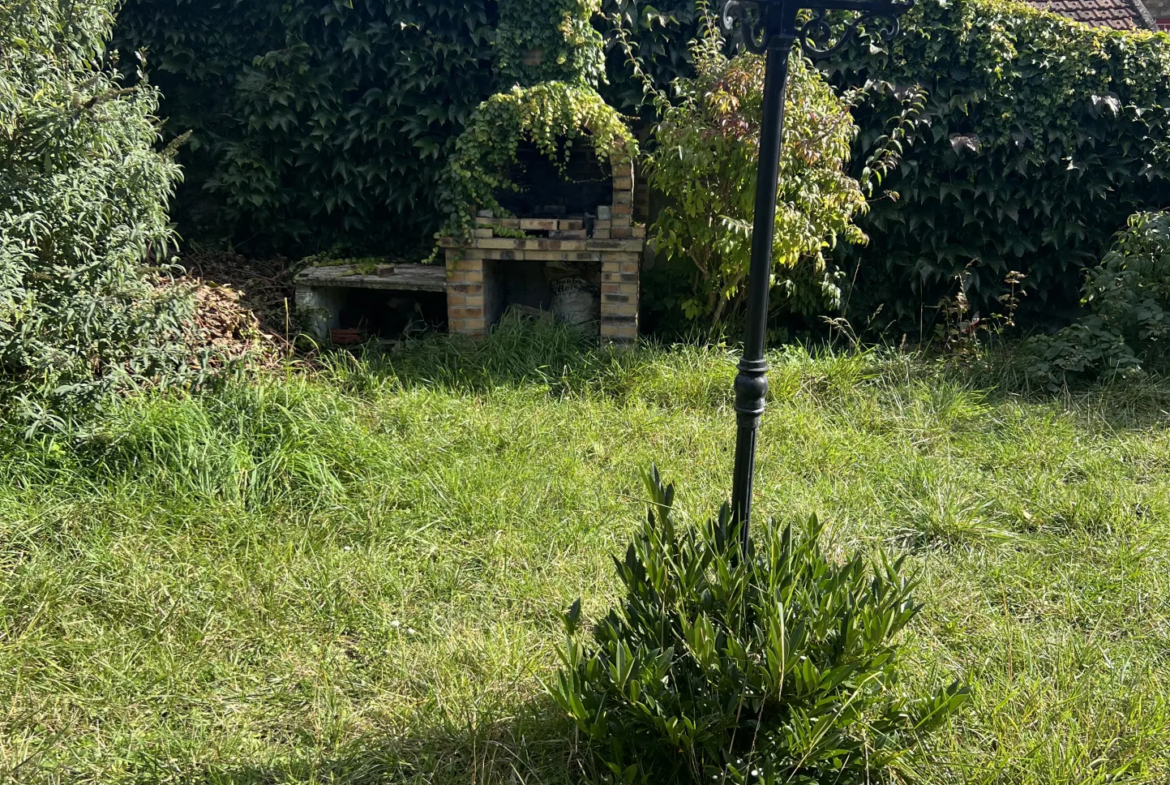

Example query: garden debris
[330,327,365,346]
[187,278,281,367]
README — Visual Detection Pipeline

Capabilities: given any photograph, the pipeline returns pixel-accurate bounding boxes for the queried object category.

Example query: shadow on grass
[129,694,584,785]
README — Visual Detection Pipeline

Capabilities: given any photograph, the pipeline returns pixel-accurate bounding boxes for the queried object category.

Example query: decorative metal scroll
[720,0,914,58]
[720,0,772,54]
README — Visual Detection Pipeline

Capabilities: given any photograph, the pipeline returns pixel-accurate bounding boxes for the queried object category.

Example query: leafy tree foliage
[0,0,202,429]
[550,467,969,784]
[647,29,867,327]
[827,0,1170,330]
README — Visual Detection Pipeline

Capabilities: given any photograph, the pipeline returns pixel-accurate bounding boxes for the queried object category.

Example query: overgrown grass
[2,318,1169,783]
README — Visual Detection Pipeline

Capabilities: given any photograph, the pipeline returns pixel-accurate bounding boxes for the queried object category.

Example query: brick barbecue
[440,157,644,345]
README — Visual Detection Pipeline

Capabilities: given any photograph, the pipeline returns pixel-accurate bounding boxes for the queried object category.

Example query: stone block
[482,250,524,260]
[295,284,344,342]
[613,176,633,191]
[520,218,558,231]
[479,238,521,250]
[523,250,568,261]
[602,272,638,283]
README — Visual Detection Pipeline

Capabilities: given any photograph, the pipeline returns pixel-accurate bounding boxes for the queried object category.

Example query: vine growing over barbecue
[437,82,636,240]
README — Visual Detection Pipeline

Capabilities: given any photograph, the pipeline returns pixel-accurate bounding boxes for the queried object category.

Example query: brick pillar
[610,156,635,239]
[600,249,639,345]
[445,249,489,336]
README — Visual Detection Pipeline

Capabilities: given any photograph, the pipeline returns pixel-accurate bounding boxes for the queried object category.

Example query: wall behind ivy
[113,0,697,253]
[828,0,1170,329]
[114,0,499,251]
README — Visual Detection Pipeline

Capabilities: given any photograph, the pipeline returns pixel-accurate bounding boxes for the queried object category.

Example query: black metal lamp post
[723,0,913,549]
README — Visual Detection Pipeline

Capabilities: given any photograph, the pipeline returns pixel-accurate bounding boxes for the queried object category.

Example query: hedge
[2,0,199,429]
[112,0,693,252]
[828,0,1170,329]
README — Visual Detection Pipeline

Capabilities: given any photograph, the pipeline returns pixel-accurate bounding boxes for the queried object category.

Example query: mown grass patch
[1,319,1168,783]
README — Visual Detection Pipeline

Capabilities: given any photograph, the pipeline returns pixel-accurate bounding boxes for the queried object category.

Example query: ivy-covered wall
[113,0,499,250]
[116,0,1170,333]
[828,0,1170,328]
[113,0,693,253]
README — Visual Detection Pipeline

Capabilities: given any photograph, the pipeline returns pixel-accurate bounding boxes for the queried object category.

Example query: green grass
[2,318,1169,783]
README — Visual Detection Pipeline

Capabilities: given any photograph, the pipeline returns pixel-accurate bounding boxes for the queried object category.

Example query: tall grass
[1,319,1168,783]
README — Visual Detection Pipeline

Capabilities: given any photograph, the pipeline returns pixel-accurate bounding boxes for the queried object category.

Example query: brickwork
[442,152,643,345]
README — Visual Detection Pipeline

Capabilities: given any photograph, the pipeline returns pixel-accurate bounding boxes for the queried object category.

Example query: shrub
[827,0,1170,330]
[646,28,867,329]
[0,0,198,429]
[550,467,969,784]
[1026,212,1170,388]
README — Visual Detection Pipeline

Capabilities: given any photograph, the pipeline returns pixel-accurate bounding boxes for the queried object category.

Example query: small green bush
[550,467,969,784]
[1026,212,1170,388]
[646,28,867,329]
[1,0,198,429]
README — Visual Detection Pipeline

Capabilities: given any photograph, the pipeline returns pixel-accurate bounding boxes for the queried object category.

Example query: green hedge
[113,0,498,249]
[112,0,696,252]
[828,0,1170,329]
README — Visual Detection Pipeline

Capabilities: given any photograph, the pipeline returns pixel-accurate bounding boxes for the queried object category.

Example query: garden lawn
[1,320,1169,784]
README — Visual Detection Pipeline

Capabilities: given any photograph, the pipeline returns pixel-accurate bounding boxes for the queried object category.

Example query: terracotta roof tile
[1025,0,1155,29]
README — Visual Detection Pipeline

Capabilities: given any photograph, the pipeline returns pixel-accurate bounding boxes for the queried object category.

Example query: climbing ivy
[496,0,607,86]
[438,82,636,239]
[113,0,497,251]
[825,0,1170,331]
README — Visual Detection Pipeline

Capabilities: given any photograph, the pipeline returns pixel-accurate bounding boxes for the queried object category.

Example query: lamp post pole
[730,3,798,549]
[722,0,913,550]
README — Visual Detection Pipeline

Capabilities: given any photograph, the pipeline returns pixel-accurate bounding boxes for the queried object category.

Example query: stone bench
[294,263,446,341]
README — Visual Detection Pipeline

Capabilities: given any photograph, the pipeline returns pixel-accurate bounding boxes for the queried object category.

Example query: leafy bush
[550,467,969,784]
[1026,212,1170,388]
[0,0,198,429]
[827,0,1170,330]
[646,29,867,329]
